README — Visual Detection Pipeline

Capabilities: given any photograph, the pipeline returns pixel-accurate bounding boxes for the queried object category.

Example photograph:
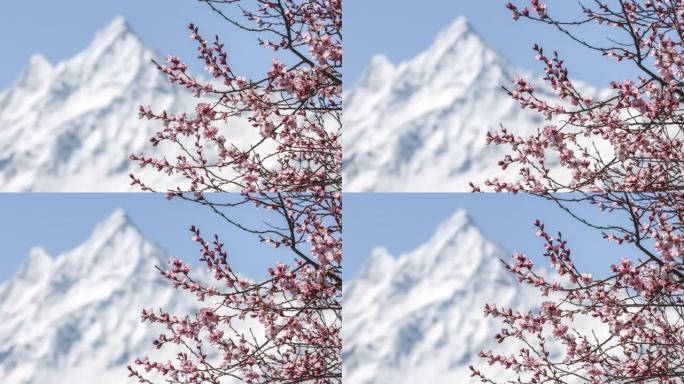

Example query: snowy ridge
[0,210,204,383]
[343,16,603,192]
[0,17,255,191]
[343,210,547,383]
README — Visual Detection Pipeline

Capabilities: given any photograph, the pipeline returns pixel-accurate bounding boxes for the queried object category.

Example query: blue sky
[345,0,637,86]
[344,193,635,281]
[3,193,636,285]
[0,0,273,88]
[0,194,287,283]
[2,1,639,90]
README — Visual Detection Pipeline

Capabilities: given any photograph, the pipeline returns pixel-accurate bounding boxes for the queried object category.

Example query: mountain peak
[344,207,523,384]
[93,16,135,43]
[94,208,134,233]
[343,16,566,192]
[356,246,396,282]
[0,207,199,384]
[16,246,53,281]
[435,15,479,46]
[27,54,52,72]
[438,16,473,40]
[80,16,147,66]
[343,208,538,384]
[82,209,140,250]
[396,209,506,282]
[425,15,487,60]
[0,15,197,192]
[56,208,165,286]
[16,54,54,88]
[432,209,473,238]
[355,54,396,90]
[368,54,394,74]
[26,246,52,264]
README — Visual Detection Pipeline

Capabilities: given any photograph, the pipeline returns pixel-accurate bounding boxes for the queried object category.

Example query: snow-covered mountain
[343,210,547,383]
[0,16,255,191]
[0,210,203,383]
[343,17,601,192]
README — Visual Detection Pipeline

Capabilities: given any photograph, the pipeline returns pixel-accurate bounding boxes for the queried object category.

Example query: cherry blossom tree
[127,192,341,384]
[471,1,684,382]
[471,0,684,195]
[130,0,341,194]
[470,191,684,383]
[126,1,342,383]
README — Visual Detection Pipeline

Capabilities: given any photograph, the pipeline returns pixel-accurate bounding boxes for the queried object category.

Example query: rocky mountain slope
[343,210,549,383]
[343,17,601,191]
[0,16,255,191]
[0,210,204,383]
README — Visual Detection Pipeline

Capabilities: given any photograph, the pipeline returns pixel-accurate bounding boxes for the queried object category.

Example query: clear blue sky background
[0,193,644,288]
[0,0,273,88]
[2,1,640,90]
[345,0,638,87]
[344,194,636,281]
[0,194,287,283]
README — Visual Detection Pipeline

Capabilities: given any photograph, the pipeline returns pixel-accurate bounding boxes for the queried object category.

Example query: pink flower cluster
[130,0,341,195]
[473,1,684,382]
[127,1,342,383]
[472,204,684,383]
[128,193,342,384]
[476,1,684,194]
